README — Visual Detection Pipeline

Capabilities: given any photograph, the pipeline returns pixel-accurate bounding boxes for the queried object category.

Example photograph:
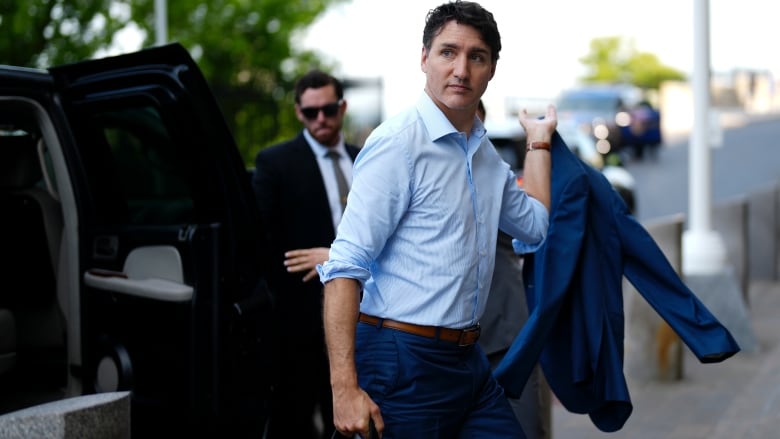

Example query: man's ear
[293,105,305,124]
[420,46,429,73]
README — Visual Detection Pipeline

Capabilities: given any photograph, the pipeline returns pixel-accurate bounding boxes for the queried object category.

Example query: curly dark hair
[422,1,501,62]
[294,70,344,104]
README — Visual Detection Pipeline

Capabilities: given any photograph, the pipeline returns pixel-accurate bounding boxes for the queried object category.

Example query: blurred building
[659,69,780,143]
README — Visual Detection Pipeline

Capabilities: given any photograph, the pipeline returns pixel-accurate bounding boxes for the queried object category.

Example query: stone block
[625,214,686,382]
[0,392,130,439]
[747,182,779,281]
[712,196,749,302]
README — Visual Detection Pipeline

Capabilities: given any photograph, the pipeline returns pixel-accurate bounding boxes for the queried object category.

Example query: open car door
[48,43,273,437]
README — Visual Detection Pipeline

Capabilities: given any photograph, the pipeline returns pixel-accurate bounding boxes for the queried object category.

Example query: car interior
[0,95,207,416]
[0,47,274,433]
[0,101,68,413]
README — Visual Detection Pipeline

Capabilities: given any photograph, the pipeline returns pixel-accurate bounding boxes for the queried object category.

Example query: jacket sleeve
[616,196,741,362]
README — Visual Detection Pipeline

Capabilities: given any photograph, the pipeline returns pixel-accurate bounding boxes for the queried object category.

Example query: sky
[300,0,780,119]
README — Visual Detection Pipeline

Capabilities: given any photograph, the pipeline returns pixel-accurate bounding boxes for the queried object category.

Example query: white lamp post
[683,0,728,275]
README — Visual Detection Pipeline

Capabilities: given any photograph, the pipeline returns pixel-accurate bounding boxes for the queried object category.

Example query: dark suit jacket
[480,232,527,355]
[494,133,740,432]
[252,132,359,336]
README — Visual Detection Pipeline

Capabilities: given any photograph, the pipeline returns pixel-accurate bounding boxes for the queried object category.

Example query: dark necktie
[326,150,349,212]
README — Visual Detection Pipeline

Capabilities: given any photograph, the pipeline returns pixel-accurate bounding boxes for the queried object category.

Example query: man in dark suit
[252,70,360,439]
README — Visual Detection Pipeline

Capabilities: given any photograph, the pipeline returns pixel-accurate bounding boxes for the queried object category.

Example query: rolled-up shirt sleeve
[317,243,372,287]
[317,124,412,287]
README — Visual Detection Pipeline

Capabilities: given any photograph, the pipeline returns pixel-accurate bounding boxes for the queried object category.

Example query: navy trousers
[355,321,526,438]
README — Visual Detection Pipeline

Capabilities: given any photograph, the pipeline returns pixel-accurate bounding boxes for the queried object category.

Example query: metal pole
[690,0,710,234]
[683,0,727,275]
[154,0,168,46]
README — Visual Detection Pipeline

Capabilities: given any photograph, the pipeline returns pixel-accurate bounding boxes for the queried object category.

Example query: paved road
[623,114,780,222]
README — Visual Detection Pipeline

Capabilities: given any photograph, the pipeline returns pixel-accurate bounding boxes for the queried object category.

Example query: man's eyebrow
[437,42,489,54]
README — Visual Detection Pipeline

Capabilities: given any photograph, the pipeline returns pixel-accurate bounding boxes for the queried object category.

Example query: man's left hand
[284,247,330,282]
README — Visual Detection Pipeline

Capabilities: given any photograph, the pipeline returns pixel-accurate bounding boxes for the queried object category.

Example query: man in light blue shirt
[318,2,556,438]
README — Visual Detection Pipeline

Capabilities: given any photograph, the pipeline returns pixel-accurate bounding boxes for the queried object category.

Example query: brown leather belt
[358,313,481,346]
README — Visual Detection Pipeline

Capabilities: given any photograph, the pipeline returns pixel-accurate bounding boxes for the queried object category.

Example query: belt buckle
[458,325,481,346]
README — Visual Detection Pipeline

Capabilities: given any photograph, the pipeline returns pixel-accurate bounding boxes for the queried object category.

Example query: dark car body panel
[0,43,272,437]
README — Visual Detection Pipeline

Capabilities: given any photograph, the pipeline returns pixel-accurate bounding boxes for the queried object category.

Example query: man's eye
[441,49,454,57]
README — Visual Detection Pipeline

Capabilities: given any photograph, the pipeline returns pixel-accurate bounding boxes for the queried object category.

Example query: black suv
[0,44,273,437]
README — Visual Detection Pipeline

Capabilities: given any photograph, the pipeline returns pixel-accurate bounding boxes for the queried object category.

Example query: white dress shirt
[303,129,353,231]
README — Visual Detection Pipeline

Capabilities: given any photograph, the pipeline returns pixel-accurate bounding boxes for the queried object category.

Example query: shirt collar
[415,92,487,142]
[303,129,347,158]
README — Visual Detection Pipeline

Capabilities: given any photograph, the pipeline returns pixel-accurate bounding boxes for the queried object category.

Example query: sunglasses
[300,101,342,120]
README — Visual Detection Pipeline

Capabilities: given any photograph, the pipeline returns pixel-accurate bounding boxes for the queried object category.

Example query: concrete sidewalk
[551,279,780,439]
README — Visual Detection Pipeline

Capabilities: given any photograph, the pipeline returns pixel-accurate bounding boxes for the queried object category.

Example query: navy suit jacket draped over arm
[494,133,740,432]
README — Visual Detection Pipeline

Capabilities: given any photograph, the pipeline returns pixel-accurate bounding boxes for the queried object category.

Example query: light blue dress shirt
[318,93,548,329]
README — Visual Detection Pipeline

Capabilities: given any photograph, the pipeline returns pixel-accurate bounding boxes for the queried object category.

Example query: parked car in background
[485,106,637,213]
[0,43,273,437]
[556,84,661,164]
[620,100,663,160]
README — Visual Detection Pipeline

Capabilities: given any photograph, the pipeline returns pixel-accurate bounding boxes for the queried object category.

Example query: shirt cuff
[317,260,371,286]
[512,237,545,255]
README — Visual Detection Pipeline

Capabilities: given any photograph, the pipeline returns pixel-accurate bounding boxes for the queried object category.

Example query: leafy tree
[129,0,347,163]
[0,0,346,164]
[0,0,130,67]
[625,52,686,90]
[579,37,627,84]
[579,36,685,90]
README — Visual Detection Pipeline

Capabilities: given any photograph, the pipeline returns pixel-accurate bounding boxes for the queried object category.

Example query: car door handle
[84,268,193,302]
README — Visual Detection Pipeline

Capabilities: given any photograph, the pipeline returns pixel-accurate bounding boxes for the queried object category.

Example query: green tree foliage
[579,37,627,84]
[579,36,685,90]
[0,0,130,67]
[129,0,347,163]
[0,0,345,164]
[625,52,686,90]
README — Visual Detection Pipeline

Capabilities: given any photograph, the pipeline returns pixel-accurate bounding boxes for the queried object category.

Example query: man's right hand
[324,277,384,437]
[332,384,383,438]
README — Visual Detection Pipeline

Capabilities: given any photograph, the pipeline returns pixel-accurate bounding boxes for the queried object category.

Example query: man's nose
[313,108,330,122]
[453,55,469,80]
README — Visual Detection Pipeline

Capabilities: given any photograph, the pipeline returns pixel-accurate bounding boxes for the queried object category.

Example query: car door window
[74,97,207,226]
[97,105,193,225]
